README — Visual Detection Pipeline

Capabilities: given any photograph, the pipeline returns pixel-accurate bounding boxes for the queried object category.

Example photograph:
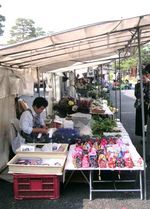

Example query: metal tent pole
[118,50,122,122]
[42,72,46,98]
[100,65,103,94]
[114,60,118,119]
[36,67,40,97]
[137,27,147,200]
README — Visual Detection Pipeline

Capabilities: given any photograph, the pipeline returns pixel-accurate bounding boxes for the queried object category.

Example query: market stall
[6,90,144,200]
[6,109,144,200]
[1,14,150,199]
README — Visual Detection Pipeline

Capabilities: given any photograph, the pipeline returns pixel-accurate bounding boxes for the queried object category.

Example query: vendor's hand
[41,127,49,134]
[32,127,49,134]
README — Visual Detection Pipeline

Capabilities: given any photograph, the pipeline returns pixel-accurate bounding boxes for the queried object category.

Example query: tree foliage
[0,4,6,36]
[119,56,137,70]
[112,44,150,71]
[8,18,46,44]
[140,44,150,65]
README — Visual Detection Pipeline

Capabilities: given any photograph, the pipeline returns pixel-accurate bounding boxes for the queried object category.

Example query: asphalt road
[1,90,150,209]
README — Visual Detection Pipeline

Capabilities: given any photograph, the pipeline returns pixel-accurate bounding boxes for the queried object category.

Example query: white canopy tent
[0,14,150,198]
[0,14,150,72]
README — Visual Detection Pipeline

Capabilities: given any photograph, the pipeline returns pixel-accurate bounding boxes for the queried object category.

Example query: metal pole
[139,170,143,200]
[89,170,92,201]
[97,65,101,94]
[100,65,103,94]
[54,73,57,100]
[108,63,111,102]
[118,50,122,122]
[137,27,147,200]
[36,67,40,97]
[114,60,118,119]
[42,72,46,98]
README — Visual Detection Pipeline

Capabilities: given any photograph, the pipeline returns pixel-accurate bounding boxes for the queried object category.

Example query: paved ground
[1,89,150,209]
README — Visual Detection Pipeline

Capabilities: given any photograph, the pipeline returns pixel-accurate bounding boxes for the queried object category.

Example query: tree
[112,44,150,73]
[110,44,150,80]
[0,4,6,36]
[112,55,137,71]
[141,44,150,65]
[8,18,46,44]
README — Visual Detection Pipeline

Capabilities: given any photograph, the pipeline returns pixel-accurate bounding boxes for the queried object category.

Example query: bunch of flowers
[53,96,78,117]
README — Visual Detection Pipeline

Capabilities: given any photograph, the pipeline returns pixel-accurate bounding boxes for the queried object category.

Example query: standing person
[134,70,149,137]
[19,97,49,143]
[143,64,150,158]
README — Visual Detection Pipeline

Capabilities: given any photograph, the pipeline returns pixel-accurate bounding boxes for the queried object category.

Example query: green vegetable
[91,116,117,135]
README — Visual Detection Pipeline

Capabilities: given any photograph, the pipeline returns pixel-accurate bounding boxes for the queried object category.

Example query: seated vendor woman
[19,97,49,143]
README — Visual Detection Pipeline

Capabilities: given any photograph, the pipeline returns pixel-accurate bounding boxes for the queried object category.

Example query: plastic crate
[13,174,60,200]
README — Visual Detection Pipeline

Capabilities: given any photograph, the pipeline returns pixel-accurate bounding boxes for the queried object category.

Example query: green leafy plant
[91,116,116,136]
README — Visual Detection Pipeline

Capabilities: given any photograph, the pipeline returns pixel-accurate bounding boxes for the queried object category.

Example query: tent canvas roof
[0,14,150,72]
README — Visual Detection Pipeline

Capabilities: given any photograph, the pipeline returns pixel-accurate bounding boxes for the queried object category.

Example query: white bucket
[63,119,74,129]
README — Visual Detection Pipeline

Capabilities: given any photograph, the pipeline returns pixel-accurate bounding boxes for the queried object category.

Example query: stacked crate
[13,174,60,200]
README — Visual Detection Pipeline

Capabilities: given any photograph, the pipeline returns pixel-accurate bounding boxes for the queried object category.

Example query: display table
[64,122,144,200]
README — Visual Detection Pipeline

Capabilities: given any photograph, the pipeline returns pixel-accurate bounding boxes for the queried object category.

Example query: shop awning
[0,14,150,72]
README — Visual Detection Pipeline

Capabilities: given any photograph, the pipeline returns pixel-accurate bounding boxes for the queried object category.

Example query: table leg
[64,171,75,188]
[139,170,143,200]
[63,170,65,183]
[80,170,90,184]
[89,170,93,201]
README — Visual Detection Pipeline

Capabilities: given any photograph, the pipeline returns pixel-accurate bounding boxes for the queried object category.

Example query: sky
[0,0,150,44]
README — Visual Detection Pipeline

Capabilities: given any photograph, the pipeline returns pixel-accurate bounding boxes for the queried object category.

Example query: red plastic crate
[13,174,60,200]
